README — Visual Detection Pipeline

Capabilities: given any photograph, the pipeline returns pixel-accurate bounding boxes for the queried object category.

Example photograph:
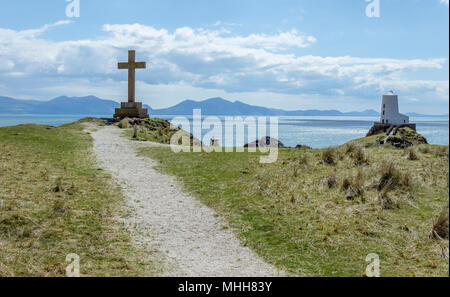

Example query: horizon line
[1,94,449,116]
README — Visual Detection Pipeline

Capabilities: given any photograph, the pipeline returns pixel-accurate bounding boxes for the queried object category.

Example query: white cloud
[0,21,448,112]
[440,0,449,7]
[0,59,14,72]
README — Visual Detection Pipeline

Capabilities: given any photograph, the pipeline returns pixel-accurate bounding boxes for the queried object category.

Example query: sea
[0,114,448,149]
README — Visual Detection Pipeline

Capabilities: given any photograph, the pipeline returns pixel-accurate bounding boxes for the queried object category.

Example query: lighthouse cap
[385,90,396,96]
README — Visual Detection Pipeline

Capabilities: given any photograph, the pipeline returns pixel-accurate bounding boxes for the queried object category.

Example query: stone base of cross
[114,102,149,118]
[114,50,149,119]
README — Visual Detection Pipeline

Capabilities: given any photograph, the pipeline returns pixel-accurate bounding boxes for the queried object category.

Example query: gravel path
[89,125,280,277]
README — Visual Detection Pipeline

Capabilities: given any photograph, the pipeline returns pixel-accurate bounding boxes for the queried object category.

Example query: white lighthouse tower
[367,91,416,137]
[380,90,409,125]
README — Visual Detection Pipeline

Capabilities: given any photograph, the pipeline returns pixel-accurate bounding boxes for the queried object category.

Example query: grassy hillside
[0,120,158,276]
[138,139,449,276]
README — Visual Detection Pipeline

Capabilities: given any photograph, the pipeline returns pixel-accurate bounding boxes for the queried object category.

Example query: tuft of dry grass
[432,202,449,240]
[344,142,358,155]
[52,176,64,193]
[378,190,397,210]
[322,147,337,165]
[341,177,351,192]
[341,171,365,200]
[418,145,432,154]
[296,153,310,166]
[404,147,419,161]
[434,146,449,160]
[376,161,412,192]
[322,175,337,189]
[350,146,369,166]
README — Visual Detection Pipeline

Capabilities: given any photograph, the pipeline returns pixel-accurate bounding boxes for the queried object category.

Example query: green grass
[138,143,449,276]
[0,121,158,276]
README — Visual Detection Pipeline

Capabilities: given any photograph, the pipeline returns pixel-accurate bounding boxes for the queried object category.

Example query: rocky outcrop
[383,136,413,149]
[379,127,428,148]
[366,123,393,137]
[117,118,130,129]
[295,144,312,150]
[244,136,285,148]
[365,121,427,149]
[366,123,417,137]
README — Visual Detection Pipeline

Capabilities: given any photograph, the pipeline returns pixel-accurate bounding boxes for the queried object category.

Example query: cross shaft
[118,50,146,103]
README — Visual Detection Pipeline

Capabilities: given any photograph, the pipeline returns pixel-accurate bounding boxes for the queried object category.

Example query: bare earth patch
[89,125,280,277]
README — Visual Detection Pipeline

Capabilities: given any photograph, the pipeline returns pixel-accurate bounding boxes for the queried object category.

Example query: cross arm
[118,62,129,69]
[135,62,146,69]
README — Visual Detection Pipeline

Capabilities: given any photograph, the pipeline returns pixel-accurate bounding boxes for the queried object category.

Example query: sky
[0,0,448,113]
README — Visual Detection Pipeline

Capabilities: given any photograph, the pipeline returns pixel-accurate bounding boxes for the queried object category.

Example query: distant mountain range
[0,96,152,115]
[150,97,382,116]
[0,96,447,117]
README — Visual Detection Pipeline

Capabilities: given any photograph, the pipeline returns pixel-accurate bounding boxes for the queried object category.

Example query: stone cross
[118,50,146,103]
